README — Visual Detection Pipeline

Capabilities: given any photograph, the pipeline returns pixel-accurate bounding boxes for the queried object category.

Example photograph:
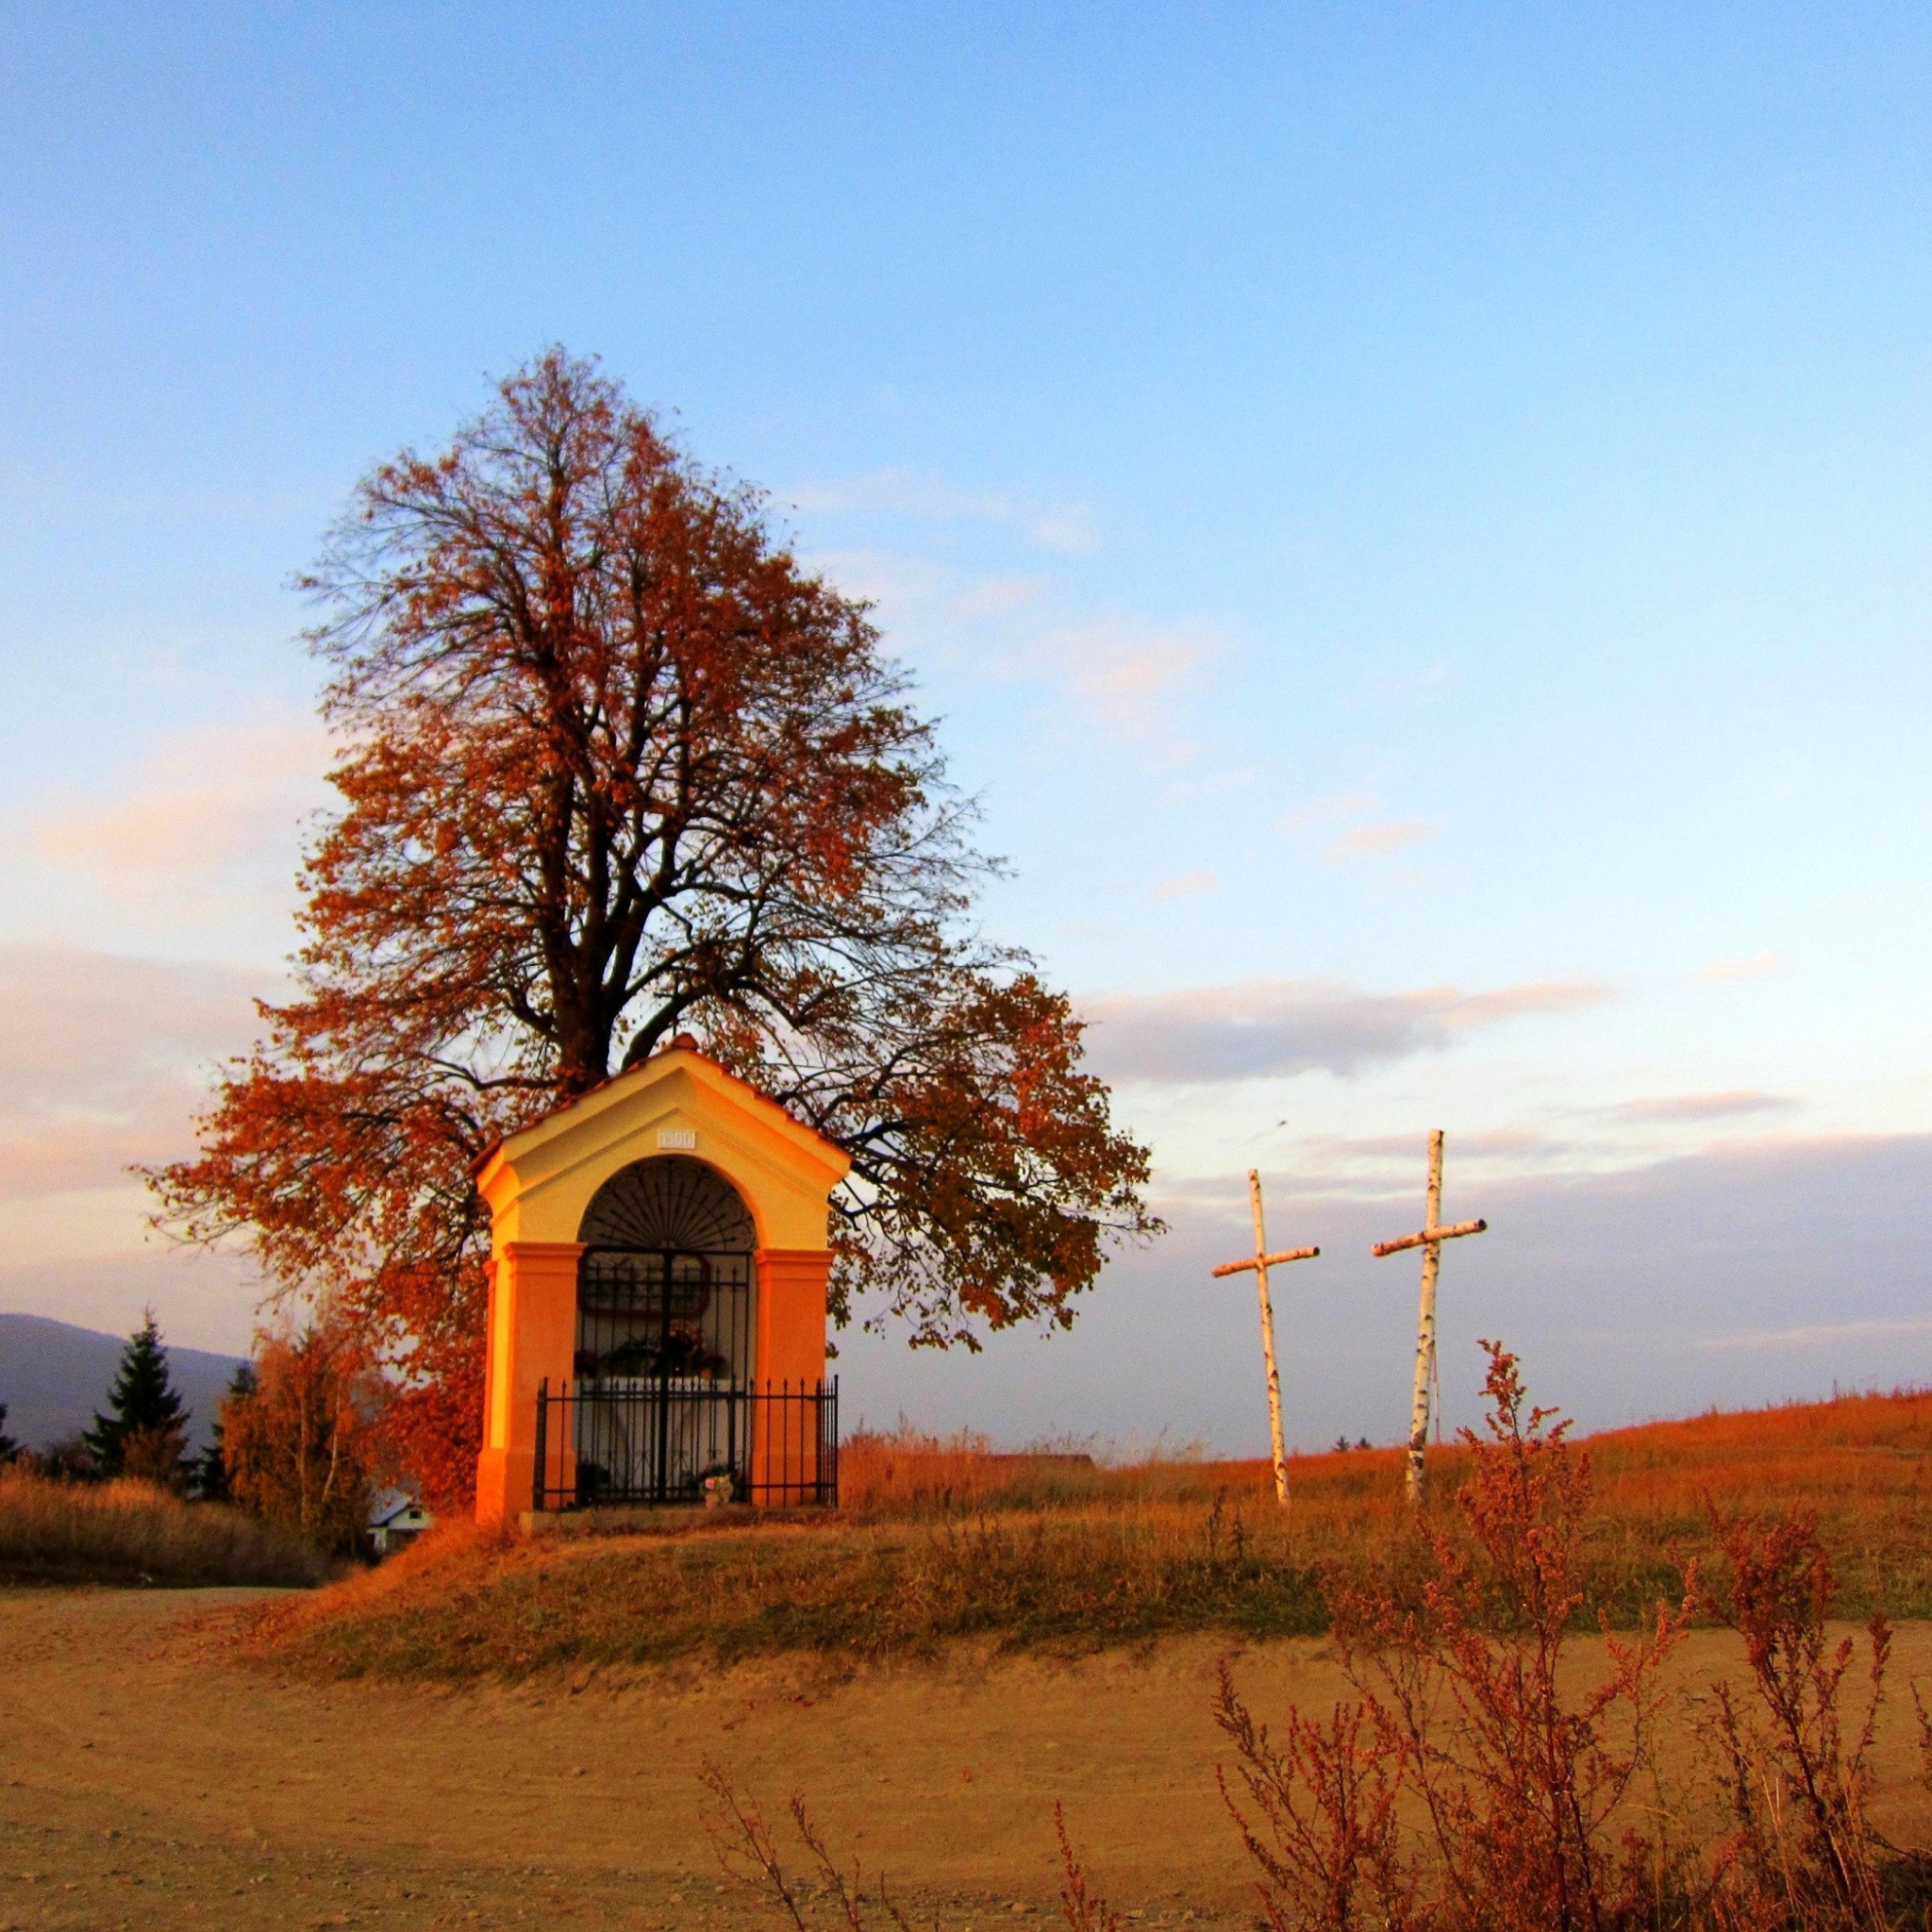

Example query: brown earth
[7,1590,1932,1932]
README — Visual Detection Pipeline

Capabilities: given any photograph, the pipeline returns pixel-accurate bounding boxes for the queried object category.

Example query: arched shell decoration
[576,1155,756,1253]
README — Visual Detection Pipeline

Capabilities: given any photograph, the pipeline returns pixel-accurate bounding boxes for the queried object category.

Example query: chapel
[471,1039,848,1524]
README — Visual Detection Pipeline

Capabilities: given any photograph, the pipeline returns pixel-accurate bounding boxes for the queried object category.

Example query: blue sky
[4,5,1932,1452]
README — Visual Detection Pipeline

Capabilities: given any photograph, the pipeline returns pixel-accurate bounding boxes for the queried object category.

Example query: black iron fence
[532,1377,839,1511]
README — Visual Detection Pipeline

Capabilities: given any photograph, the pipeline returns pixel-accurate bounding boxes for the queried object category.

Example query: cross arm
[1371,1218,1487,1258]
[1211,1245,1319,1277]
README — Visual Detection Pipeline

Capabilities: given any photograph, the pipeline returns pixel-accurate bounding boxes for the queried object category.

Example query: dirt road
[6,1589,1932,1931]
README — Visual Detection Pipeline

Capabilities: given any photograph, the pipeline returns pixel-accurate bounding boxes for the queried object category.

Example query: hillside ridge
[0,1311,242,1452]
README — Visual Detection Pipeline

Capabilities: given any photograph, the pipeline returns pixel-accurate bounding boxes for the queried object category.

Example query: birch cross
[1210,1169,1318,1509]
[1372,1130,1488,1507]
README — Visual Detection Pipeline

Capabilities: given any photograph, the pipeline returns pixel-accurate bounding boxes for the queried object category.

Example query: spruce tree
[85,1310,190,1481]
[0,1402,17,1464]
[193,1360,257,1501]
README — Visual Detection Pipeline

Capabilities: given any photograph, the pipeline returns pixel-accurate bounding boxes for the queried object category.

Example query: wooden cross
[1372,1130,1488,1507]
[1210,1170,1318,1509]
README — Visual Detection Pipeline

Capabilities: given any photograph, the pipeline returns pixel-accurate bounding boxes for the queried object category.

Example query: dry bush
[699,1762,1121,1932]
[1217,1342,1693,1932]
[1214,1683,1416,1931]
[1694,1513,1908,1930]
[0,1467,332,1588]
[120,1421,192,1491]
[1213,1351,1932,1932]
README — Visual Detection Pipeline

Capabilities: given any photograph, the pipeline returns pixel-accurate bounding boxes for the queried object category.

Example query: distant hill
[0,1313,244,1453]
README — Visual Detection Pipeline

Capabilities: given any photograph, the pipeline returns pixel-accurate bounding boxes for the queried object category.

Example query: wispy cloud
[806,546,1231,760]
[1695,1315,1932,1352]
[800,548,1047,639]
[8,713,331,906]
[1272,1127,1580,1174]
[1008,618,1228,758]
[1325,818,1440,863]
[1451,983,1613,1024]
[0,943,269,1201]
[1279,789,1441,864]
[951,576,1042,619]
[1279,790,1379,835]
[1609,1091,1801,1124]
[1080,976,1611,1084]
[1151,871,1218,901]
[805,537,1228,760]
[787,468,1097,554]
[1700,952,1786,983]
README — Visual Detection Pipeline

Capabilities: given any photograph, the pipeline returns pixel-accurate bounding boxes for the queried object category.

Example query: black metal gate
[532,1375,839,1510]
[567,1245,751,1506]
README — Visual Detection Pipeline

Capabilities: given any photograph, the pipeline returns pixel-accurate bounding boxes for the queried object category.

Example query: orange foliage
[224,1325,384,1555]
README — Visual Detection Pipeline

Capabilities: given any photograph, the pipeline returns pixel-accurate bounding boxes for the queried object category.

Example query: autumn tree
[152,349,1158,1508]
[222,1326,379,1555]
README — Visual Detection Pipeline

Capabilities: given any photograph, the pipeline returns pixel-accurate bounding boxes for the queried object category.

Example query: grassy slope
[258,1387,1932,1681]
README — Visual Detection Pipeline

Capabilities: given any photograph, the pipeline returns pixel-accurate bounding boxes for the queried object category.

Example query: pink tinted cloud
[1151,870,1218,901]
[1080,974,1612,1084]
[1700,952,1786,982]
[1610,1091,1800,1124]
[0,944,267,1201]
[14,715,331,899]
[1278,789,1378,835]
[1036,618,1227,755]
[1325,818,1440,862]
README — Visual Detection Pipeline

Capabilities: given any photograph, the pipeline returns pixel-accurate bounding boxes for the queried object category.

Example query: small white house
[367,1489,434,1557]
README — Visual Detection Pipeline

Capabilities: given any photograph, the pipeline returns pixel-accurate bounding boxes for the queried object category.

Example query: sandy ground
[6,1590,1932,1932]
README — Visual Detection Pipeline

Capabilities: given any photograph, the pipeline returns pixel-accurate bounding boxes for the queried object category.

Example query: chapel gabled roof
[469,1036,845,1183]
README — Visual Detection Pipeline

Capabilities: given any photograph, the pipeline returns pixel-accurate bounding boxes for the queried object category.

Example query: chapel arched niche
[576,1154,758,1253]
[573,1156,757,1390]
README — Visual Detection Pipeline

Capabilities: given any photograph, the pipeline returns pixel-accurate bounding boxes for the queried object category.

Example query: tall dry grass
[845,1388,1932,1511]
[842,1391,1932,1624]
[0,1468,334,1588]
